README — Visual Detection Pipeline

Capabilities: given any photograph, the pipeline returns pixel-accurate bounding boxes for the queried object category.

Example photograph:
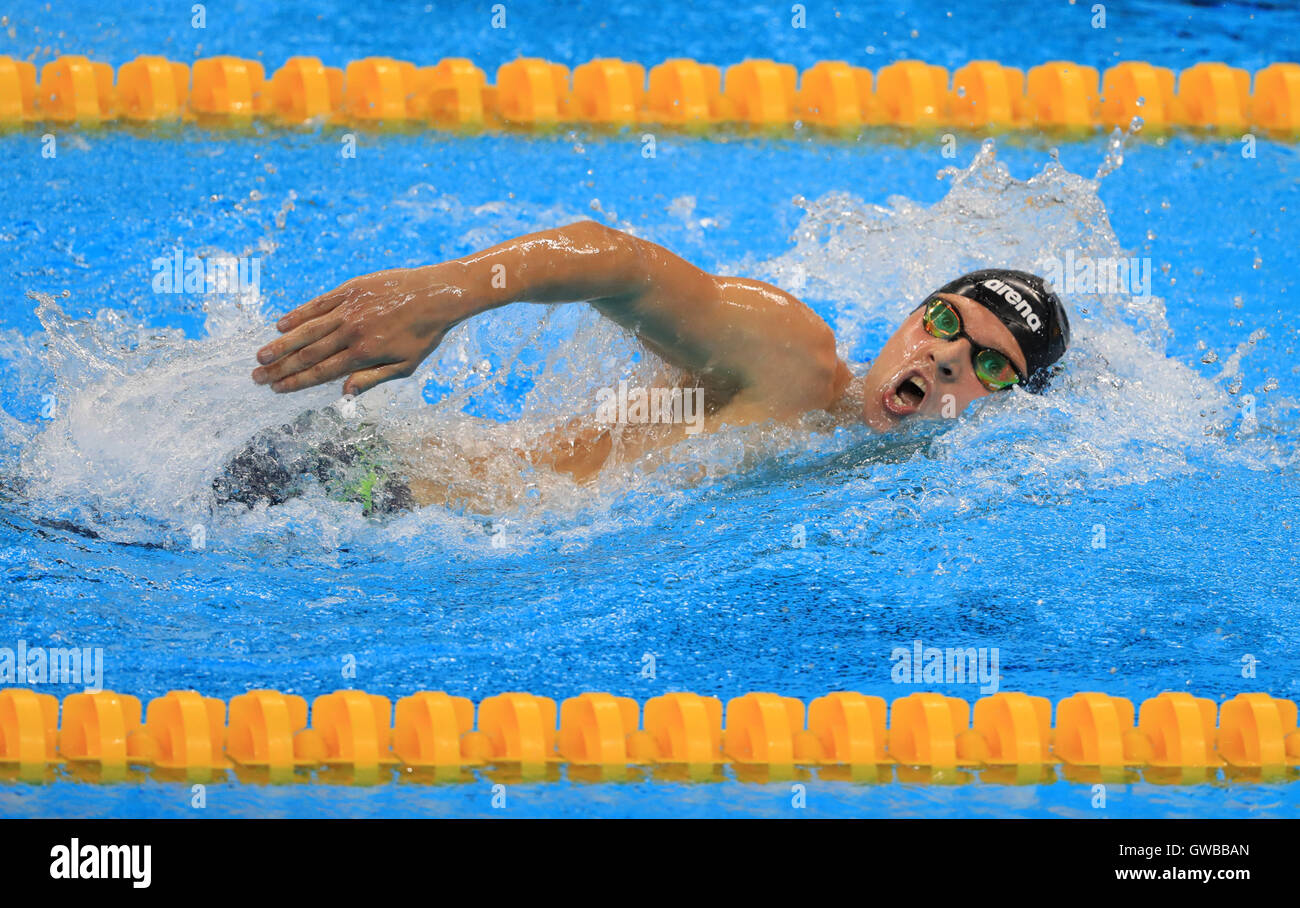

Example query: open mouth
[882,371,929,417]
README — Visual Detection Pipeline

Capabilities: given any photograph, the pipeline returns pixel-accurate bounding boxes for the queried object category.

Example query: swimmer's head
[860,269,1071,430]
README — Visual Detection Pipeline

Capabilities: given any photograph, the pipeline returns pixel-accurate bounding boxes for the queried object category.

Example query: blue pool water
[1,1,1299,817]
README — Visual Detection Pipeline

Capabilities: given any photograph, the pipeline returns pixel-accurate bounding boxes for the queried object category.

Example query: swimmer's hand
[252,265,471,395]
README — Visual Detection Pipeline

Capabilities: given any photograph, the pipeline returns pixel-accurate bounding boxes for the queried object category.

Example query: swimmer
[218,220,1069,514]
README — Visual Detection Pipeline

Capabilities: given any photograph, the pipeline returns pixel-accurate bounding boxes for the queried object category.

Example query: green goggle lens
[974,349,1019,390]
[922,300,961,338]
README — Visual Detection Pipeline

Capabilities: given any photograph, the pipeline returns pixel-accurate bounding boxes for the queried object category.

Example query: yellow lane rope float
[1,688,1297,783]
[0,54,1297,133]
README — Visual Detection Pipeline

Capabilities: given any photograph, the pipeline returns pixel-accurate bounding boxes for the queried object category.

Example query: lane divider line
[1,55,1297,133]
[1,688,1297,781]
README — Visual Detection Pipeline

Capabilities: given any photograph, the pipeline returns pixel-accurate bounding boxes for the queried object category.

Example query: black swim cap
[933,269,1070,388]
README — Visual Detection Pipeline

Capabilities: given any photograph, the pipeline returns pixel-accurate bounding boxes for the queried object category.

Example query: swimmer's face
[860,293,1029,431]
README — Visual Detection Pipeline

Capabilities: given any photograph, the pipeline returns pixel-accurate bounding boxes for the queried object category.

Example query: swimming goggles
[921,297,1023,392]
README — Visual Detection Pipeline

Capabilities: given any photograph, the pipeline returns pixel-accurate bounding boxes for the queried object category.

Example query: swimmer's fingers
[268,349,360,394]
[343,361,416,397]
[274,286,351,333]
[254,332,350,387]
[254,317,341,371]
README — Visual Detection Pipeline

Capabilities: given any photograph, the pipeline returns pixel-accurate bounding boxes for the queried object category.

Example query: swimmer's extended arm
[253,220,850,416]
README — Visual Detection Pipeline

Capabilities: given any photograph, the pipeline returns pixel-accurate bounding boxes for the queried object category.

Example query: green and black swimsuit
[213,408,414,516]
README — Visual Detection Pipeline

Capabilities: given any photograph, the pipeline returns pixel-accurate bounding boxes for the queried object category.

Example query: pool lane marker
[0,688,1297,783]
[1,55,1298,133]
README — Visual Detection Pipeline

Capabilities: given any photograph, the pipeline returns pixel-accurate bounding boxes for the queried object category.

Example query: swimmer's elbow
[560,219,637,263]
[558,219,649,295]
[560,218,617,245]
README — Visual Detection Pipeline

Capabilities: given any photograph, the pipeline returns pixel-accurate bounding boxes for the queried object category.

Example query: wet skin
[251,221,1029,490]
